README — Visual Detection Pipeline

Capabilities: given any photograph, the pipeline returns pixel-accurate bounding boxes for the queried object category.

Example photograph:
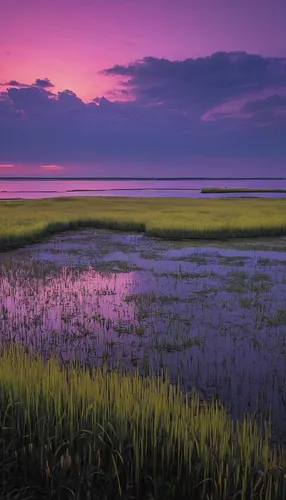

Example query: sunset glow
[40,165,65,171]
[0,0,285,176]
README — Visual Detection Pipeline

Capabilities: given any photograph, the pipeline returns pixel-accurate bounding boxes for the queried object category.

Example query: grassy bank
[0,345,285,499]
[202,187,286,194]
[1,197,286,249]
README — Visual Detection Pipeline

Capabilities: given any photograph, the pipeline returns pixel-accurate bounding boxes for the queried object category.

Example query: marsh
[1,228,286,443]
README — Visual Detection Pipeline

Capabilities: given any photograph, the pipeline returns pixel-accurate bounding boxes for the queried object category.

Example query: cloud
[242,94,286,117]
[40,164,64,170]
[201,88,286,122]
[102,52,286,111]
[0,78,55,89]
[33,78,54,88]
[0,80,26,88]
[0,52,286,168]
[6,80,25,87]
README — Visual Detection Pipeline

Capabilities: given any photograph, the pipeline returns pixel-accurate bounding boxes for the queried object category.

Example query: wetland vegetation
[1,345,286,500]
[1,205,286,498]
[1,197,286,250]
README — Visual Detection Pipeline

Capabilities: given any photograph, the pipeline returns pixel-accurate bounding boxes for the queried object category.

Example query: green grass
[202,187,286,194]
[0,345,286,499]
[1,197,286,250]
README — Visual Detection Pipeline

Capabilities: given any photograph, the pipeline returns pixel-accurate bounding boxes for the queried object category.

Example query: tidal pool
[1,229,286,442]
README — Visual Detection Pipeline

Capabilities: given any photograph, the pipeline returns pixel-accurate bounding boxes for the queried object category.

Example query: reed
[0,345,285,499]
[1,197,286,250]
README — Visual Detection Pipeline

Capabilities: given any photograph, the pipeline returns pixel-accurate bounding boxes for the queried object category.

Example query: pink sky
[1,0,286,102]
[1,0,286,176]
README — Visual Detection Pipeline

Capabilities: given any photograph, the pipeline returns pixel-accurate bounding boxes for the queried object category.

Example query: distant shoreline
[1,177,286,181]
[202,187,286,193]
[66,188,201,192]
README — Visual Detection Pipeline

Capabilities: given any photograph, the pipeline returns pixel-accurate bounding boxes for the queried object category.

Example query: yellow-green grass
[1,197,286,250]
[0,345,285,499]
[202,187,286,194]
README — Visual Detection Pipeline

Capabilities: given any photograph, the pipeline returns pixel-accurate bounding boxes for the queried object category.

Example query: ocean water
[0,178,286,199]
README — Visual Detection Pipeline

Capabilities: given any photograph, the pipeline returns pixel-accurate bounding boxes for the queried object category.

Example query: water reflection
[1,178,286,199]
[0,229,286,442]
[0,265,140,362]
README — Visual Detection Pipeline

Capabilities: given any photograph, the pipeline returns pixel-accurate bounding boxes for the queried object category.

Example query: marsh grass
[0,345,286,499]
[1,197,286,250]
[2,228,286,497]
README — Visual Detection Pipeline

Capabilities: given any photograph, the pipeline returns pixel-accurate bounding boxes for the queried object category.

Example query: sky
[0,0,286,177]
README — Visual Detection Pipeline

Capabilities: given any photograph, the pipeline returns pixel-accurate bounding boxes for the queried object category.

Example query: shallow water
[1,229,286,442]
[1,178,286,198]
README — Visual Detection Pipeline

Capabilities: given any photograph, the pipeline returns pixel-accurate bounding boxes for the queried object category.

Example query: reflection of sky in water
[0,267,139,358]
[1,178,286,198]
[0,229,286,442]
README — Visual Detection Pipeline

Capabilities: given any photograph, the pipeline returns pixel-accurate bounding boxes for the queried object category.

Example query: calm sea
[1,178,286,199]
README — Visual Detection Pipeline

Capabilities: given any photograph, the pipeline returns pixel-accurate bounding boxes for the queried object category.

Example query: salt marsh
[1,229,286,444]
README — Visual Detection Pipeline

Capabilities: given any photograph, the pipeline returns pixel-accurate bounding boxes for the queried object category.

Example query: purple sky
[1,0,286,176]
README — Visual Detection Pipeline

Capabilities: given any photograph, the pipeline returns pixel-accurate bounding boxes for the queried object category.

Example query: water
[1,229,286,442]
[1,178,286,199]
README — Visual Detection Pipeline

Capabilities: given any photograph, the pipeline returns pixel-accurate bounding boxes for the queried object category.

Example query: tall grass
[0,345,285,499]
[1,197,286,249]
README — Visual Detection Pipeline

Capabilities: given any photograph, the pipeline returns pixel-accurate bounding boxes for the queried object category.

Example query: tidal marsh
[1,197,286,250]
[1,230,286,433]
[1,345,286,500]
[1,227,286,498]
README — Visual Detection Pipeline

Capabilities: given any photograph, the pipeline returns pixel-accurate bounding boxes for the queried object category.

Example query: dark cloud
[0,80,27,88]
[6,80,24,87]
[0,78,55,89]
[33,78,55,88]
[242,94,286,116]
[102,52,286,112]
[0,52,286,166]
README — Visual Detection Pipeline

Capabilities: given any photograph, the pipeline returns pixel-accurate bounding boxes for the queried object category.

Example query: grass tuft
[0,345,286,499]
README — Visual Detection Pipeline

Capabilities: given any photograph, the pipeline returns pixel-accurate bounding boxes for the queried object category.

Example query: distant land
[1,177,286,181]
[202,187,286,193]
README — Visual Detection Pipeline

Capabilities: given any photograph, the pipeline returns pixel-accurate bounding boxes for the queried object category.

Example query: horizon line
[1,177,286,181]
